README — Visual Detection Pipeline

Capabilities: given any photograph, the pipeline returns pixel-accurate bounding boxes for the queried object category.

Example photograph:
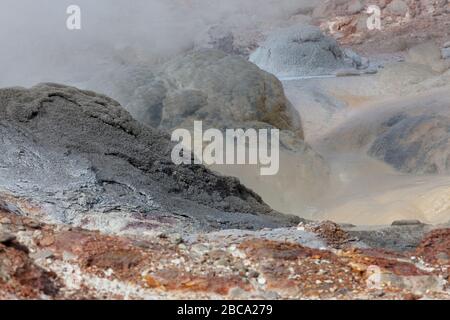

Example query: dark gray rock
[369,113,450,174]
[391,219,424,226]
[347,225,429,252]
[0,83,299,235]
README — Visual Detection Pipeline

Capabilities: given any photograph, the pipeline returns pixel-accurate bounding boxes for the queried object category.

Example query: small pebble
[30,249,54,260]
[0,217,12,225]
[257,276,267,285]
[0,231,15,243]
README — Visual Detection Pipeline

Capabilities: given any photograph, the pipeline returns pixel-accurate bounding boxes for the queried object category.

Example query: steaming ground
[2,1,450,227]
[197,49,450,226]
[262,71,450,226]
[0,0,320,88]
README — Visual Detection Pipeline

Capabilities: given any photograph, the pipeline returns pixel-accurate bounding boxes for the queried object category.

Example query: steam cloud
[0,0,320,88]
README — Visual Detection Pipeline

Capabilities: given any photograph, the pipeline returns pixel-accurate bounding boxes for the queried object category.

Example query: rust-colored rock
[85,249,143,271]
[0,209,449,300]
[415,228,450,265]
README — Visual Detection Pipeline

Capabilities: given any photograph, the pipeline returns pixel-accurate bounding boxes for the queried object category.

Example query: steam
[0,0,320,88]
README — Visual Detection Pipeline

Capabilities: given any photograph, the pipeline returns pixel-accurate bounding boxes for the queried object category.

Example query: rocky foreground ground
[1,203,450,300]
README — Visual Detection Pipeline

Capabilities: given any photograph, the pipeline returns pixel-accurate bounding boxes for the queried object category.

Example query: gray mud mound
[105,49,304,139]
[249,25,353,78]
[0,83,299,235]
